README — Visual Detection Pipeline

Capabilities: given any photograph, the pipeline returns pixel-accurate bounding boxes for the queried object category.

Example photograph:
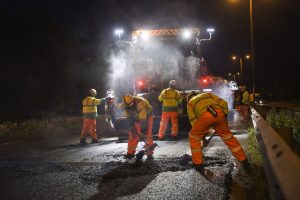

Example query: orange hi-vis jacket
[187,92,228,126]
[158,88,182,112]
[121,96,153,121]
[82,96,104,118]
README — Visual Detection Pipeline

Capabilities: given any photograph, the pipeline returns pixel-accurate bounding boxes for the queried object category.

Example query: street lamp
[231,54,250,83]
[228,72,240,82]
[229,0,255,103]
[196,28,215,59]
[114,29,124,40]
[249,0,255,103]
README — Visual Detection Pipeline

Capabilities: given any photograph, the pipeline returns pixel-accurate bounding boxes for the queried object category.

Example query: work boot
[171,135,178,141]
[80,138,87,145]
[179,154,192,165]
[91,139,100,143]
[241,159,252,174]
[193,164,204,173]
[126,153,136,164]
[146,154,154,161]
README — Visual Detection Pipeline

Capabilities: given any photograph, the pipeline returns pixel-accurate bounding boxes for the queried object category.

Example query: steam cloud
[106,36,235,111]
[107,38,200,97]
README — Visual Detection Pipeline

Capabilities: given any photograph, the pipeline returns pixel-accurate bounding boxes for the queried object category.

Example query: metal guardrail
[251,107,300,200]
[255,104,300,155]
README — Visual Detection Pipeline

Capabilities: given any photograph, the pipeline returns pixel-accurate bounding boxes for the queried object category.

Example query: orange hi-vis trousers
[236,105,249,121]
[189,109,246,165]
[128,115,154,156]
[80,118,98,140]
[158,111,179,139]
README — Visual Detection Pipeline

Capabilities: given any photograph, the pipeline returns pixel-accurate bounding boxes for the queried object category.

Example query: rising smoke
[107,36,200,98]
[106,36,236,112]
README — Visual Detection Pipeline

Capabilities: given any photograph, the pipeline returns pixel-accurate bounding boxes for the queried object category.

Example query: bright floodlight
[232,56,237,60]
[183,29,192,39]
[206,28,215,33]
[114,29,124,39]
[141,31,150,41]
[114,29,124,35]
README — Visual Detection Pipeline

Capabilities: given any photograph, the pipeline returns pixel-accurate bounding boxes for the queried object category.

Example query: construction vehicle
[110,28,236,134]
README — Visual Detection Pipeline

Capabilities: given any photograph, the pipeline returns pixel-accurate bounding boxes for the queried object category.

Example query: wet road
[0,118,251,200]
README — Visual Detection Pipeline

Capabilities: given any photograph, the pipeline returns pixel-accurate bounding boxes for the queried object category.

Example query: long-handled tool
[202,132,216,148]
[128,118,159,160]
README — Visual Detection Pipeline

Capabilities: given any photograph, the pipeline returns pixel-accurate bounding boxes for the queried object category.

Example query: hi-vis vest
[236,91,250,105]
[82,96,104,118]
[158,88,182,112]
[121,96,152,121]
[187,92,228,126]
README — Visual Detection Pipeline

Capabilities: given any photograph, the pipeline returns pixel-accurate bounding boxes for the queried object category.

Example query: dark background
[0,0,299,120]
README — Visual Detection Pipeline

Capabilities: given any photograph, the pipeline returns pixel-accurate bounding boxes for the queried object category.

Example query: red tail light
[137,81,144,86]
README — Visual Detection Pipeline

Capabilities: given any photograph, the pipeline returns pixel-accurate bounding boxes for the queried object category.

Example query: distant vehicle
[254,92,273,105]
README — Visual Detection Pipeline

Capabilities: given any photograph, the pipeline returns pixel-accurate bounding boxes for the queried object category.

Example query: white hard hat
[169,80,177,87]
[228,81,238,91]
[106,89,115,98]
[89,89,97,96]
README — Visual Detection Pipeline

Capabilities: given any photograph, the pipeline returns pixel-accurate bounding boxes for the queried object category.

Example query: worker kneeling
[121,94,155,164]
[186,91,250,174]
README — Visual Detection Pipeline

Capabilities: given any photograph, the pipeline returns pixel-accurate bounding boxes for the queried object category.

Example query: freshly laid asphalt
[0,113,252,200]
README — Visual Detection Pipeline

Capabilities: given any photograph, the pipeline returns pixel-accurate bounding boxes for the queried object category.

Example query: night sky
[0,0,299,120]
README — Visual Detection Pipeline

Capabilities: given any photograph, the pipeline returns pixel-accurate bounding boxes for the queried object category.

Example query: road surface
[0,115,252,200]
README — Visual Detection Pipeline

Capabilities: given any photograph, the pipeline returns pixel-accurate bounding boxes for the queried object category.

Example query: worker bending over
[121,94,155,164]
[187,91,250,174]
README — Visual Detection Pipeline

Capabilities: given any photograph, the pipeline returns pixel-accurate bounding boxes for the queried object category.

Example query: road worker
[235,84,250,121]
[80,89,105,145]
[121,94,154,164]
[157,80,182,140]
[104,89,116,129]
[186,91,250,174]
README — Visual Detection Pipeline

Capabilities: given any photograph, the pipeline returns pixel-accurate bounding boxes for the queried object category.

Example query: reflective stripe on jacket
[158,88,182,112]
[82,96,104,118]
[121,96,152,121]
[187,92,228,126]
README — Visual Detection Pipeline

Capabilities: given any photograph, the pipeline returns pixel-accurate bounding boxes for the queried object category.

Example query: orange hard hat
[123,94,134,106]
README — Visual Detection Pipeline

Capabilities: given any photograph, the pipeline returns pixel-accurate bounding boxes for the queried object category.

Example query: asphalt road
[0,115,252,200]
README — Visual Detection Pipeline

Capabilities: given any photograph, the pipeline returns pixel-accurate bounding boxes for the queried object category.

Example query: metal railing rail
[251,107,300,200]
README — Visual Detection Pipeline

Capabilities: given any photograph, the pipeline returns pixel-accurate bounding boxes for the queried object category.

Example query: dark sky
[0,0,299,119]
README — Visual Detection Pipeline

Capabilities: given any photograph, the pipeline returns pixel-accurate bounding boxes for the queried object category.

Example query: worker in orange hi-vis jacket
[157,80,182,140]
[235,84,250,122]
[121,94,154,164]
[186,91,251,174]
[80,89,105,145]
